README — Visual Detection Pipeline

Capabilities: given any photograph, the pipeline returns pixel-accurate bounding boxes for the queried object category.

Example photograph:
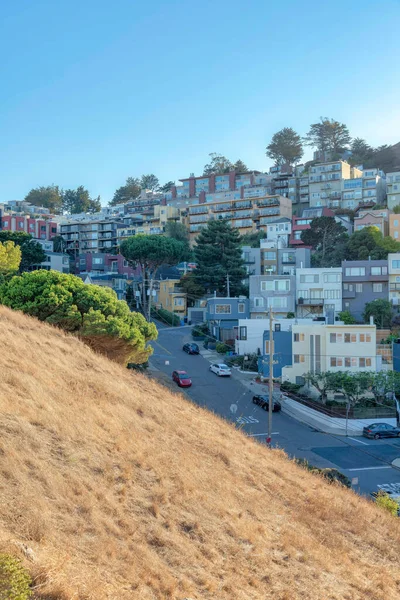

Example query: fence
[284,391,396,420]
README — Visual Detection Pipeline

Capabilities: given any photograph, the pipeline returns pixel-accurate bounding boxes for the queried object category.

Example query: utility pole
[226,273,230,297]
[267,310,274,446]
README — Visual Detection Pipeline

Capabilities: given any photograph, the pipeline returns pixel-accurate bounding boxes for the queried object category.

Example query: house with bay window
[341,260,388,321]
[296,267,342,318]
[206,297,249,342]
[249,275,295,318]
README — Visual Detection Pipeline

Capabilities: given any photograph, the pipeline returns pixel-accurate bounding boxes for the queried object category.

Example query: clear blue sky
[1,0,399,204]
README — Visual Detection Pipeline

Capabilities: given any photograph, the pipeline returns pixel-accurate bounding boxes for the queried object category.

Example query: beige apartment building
[187,194,292,244]
[309,161,362,209]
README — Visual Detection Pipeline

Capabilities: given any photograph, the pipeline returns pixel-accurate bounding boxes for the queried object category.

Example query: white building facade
[296,267,342,318]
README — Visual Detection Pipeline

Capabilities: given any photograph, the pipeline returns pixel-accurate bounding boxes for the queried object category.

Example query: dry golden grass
[0,306,400,600]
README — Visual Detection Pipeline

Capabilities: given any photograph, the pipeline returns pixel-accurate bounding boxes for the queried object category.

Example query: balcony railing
[257,198,279,207]
[390,284,400,291]
[297,297,324,305]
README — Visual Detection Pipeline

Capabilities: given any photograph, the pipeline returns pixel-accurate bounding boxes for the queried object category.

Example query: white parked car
[210,363,231,377]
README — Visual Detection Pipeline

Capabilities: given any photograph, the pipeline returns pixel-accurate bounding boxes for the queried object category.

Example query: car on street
[182,343,200,355]
[252,394,281,412]
[209,363,231,377]
[363,423,400,439]
[172,370,192,387]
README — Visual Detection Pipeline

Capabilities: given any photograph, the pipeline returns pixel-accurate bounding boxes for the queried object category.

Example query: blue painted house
[258,329,293,378]
[206,297,250,342]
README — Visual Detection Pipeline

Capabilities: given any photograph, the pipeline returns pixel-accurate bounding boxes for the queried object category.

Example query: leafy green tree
[159,181,175,193]
[233,159,249,172]
[62,186,101,214]
[165,221,192,261]
[52,234,66,253]
[363,299,392,329]
[140,174,159,191]
[304,118,351,154]
[304,371,342,404]
[120,235,185,318]
[392,205,400,214]
[0,241,21,273]
[350,138,374,165]
[338,371,372,407]
[338,310,357,324]
[301,217,348,265]
[0,270,157,365]
[0,232,46,272]
[241,230,267,248]
[369,371,400,405]
[345,227,400,261]
[110,177,141,206]
[266,127,304,165]
[179,273,205,307]
[24,185,63,213]
[203,153,233,175]
[194,220,247,297]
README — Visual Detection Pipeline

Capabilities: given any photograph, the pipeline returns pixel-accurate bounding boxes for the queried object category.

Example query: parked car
[252,394,281,412]
[363,423,400,439]
[182,343,199,355]
[172,370,192,387]
[209,363,231,377]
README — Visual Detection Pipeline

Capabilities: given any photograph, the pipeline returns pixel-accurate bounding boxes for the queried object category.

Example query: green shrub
[294,458,351,488]
[280,381,301,394]
[375,491,399,516]
[216,342,230,354]
[286,312,295,319]
[0,554,32,599]
[151,308,180,326]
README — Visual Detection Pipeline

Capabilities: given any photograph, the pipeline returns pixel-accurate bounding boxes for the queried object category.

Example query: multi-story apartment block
[296,267,342,318]
[289,207,335,246]
[241,246,261,284]
[0,212,58,240]
[388,253,400,307]
[341,260,388,321]
[362,168,386,204]
[353,208,391,236]
[260,243,310,276]
[75,252,138,277]
[387,171,400,209]
[281,323,377,384]
[389,214,400,241]
[249,274,295,318]
[341,177,363,209]
[309,161,361,209]
[187,194,292,243]
[60,219,119,255]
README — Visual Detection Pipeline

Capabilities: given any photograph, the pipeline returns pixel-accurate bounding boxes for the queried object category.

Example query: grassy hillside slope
[0,306,399,600]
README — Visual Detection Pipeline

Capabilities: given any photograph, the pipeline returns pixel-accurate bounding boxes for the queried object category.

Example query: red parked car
[172,370,192,388]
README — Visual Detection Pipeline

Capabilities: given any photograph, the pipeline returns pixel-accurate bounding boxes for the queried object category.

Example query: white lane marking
[348,437,369,445]
[237,416,259,424]
[248,432,280,437]
[348,466,392,471]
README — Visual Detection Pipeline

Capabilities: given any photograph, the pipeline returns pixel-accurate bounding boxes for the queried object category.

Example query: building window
[330,357,343,367]
[373,283,383,293]
[239,326,247,340]
[294,354,305,363]
[392,260,400,269]
[323,273,340,283]
[395,232,399,239]
[324,290,340,299]
[343,283,354,291]
[330,333,343,343]
[359,358,366,367]
[345,267,366,276]
[355,283,363,293]
[267,297,288,308]
[344,333,357,343]
[294,333,305,342]
[300,274,319,283]
[394,220,399,227]
[174,298,184,306]
[209,304,214,314]
[253,297,264,307]
[371,266,387,275]
[215,304,231,314]
[238,302,245,313]
[93,258,103,265]
[263,251,276,260]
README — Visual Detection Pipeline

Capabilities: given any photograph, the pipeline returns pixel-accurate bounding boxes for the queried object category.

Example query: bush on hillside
[295,458,351,488]
[0,553,32,599]
[226,353,258,371]
[0,270,157,365]
[375,491,399,516]
[280,381,302,394]
[151,307,180,326]
[216,342,230,354]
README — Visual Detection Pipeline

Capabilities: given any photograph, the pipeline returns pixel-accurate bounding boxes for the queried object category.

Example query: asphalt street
[149,324,400,497]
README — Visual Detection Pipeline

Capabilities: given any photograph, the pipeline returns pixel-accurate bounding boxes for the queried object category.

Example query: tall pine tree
[194,220,247,297]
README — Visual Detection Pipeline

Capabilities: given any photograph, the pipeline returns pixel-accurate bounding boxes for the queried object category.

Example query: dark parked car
[183,343,199,355]
[363,423,400,439]
[252,395,281,412]
[172,370,192,388]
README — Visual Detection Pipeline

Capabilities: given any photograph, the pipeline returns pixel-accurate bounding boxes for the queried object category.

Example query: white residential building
[387,171,400,209]
[264,218,292,246]
[296,268,342,318]
[282,323,377,384]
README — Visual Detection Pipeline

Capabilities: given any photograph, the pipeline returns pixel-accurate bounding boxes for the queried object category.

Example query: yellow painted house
[156,279,187,317]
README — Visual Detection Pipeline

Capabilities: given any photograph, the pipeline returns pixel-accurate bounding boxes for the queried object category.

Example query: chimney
[370,316,374,325]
